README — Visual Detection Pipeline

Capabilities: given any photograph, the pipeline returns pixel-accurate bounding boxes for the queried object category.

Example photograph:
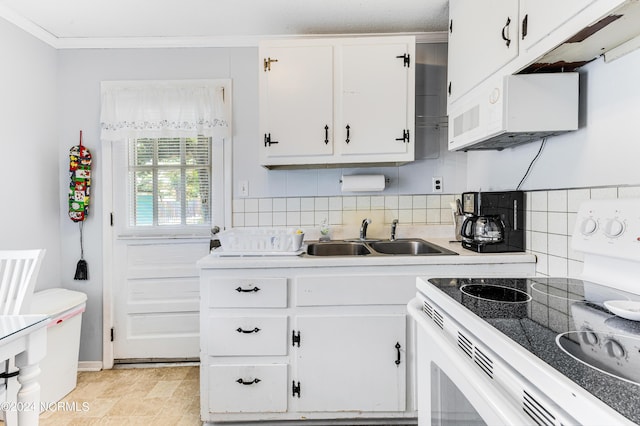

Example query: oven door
[408,298,531,426]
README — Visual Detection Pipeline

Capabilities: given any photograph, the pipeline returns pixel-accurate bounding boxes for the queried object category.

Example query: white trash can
[29,288,87,405]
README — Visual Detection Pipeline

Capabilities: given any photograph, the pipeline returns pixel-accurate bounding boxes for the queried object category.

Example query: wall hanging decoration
[69,130,92,280]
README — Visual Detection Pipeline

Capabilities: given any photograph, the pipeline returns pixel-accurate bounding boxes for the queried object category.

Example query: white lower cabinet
[207,315,288,356]
[208,364,288,413]
[293,314,406,412]
[200,269,418,424]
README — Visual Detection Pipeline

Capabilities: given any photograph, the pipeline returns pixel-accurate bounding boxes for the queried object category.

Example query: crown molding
[1,6,448,50]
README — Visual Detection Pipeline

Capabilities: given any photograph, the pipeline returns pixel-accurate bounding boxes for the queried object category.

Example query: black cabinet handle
[236,327,261,334]
[522,14,528,40]
[501,17,512,47]
[449,19,453,34]
[235,286,260,293]
[264,133,279,147]
[236,378,261,385]
[345,125,350,144]
[324,125,329,145]
[395,342,401,366]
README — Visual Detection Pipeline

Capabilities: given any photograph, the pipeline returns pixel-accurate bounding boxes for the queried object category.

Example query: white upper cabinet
[338,42,413,156]
[447,0,640,151]
[447,0,519,104]
[259,36,415,169]
[260,44,335,159]
[519,0,597,52]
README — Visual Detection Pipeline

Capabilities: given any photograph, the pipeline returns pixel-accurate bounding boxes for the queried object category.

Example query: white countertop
[197,237,537,269]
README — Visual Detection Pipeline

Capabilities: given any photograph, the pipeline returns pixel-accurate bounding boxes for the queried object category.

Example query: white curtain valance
[100,80,230,140]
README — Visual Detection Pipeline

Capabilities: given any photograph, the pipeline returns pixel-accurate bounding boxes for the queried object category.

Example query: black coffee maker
[460,191,525,253]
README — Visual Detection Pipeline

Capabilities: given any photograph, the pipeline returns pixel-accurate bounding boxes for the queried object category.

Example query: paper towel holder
[339,176,390,184]
[339,174,389,192]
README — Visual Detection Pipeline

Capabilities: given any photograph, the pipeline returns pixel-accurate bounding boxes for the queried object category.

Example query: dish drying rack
[217,228,303,255]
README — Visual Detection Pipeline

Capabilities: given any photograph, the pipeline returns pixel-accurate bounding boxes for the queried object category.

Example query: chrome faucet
[390,219,399,241]
[359,218,372,240]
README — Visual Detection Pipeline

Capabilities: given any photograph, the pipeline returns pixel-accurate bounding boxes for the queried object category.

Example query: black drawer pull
[395,342,402,366]
[236,378,261,385]
[236,327,261,334]
[236,286,260,293]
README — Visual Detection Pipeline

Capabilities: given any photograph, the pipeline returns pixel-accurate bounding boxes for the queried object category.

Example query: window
[128,136,212,228]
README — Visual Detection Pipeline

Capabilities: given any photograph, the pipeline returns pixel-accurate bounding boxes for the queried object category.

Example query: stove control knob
[604,219,625,238]
[580,218,598,236]
[604,339,625,359]
[581,329,599,346]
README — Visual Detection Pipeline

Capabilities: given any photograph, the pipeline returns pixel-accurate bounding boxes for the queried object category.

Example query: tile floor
[35,365,200,425]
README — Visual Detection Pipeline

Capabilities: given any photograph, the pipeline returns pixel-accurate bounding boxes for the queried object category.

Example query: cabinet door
[448,0,519,103]
[338,42,413,156]
[520,0,596,51]
[260,45,334,160]
[293,314,406,412]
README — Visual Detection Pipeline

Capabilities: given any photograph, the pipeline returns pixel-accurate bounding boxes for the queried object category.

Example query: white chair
[0,249,46,425]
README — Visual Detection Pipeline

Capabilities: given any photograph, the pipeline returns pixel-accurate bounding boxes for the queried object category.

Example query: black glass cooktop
[427,277,640,424]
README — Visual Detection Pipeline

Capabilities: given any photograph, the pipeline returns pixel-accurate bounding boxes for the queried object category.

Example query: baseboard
[78,361,103,371]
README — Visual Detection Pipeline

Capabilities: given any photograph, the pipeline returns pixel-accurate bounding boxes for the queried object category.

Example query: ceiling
[0,0,449,48]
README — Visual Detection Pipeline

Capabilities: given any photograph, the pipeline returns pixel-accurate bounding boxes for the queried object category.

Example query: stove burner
[530,281,587,301]
[460,284,531,303]
[556,331,640,385]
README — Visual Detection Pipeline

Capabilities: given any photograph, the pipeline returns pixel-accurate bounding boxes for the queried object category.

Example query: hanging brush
[74,221,88,280]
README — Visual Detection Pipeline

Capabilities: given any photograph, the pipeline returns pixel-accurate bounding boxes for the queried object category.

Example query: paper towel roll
[341,174,386,192]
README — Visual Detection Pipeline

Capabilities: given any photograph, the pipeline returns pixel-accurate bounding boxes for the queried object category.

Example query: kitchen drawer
[295,275,416,306]
[208,277,287,308]
[208,364,288,413]
[207,316,288,356]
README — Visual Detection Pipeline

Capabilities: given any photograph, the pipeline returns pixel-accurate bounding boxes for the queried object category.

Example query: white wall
[0,18,61,291]
[465,48,640,191]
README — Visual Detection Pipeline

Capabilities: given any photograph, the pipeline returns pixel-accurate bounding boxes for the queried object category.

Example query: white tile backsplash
[547,212,568,235]
[567,189,590,212]
[229,186,639,279]
[547,190,567,212]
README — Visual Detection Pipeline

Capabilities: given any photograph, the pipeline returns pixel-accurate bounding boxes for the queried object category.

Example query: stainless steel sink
[368,239,458,256]
[305,241,372,256]
[305,239,457,257]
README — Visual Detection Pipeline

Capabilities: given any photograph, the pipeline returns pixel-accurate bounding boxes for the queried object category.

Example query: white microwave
[448,72,579,151]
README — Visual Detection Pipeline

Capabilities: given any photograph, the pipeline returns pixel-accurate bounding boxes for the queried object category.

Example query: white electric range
[408,198,640,425]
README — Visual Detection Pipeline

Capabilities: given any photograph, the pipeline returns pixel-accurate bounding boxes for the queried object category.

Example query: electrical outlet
[432,177,443,193]
[239,180,249,197]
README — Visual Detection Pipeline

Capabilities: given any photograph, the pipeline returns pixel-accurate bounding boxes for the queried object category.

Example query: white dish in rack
[604,300,640,321]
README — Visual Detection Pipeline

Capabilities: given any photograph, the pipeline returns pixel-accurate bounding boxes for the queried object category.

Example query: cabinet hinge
[292,330,301,347]
[264,57,278,72]
[110,327,115,342]
[292,380,301,398]
[110,212,114,226]
[395,129,410,143]
[396,53,411,67]
[264,133,279,147]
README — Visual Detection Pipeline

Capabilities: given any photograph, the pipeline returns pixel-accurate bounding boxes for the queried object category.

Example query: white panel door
[260,45,334,159]
[338,42,411,156]
[293,314,406,412]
